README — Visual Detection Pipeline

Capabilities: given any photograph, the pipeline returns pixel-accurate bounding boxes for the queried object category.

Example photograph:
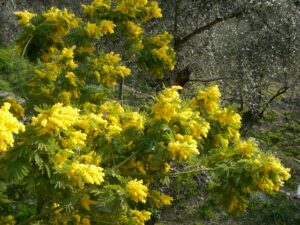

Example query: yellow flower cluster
[236,139,257,157]
[188,118,210,140]
[212,134,229,148]
[124,21,143,37]
[121,111,145,130]
[77,101,144,142]
[217,108,241,129]
[191,85,221,113]
[31,103,79,135]
[85,20,116,39]
[82,0,111,17]
[79,151,100,166]
[43,7,81,43]
[227,195,247,213]
[115,0,162,22]
[0,103,25,152]
[152,86,182,122]
[100,101,124,137]
[150,190,173,209]
[253,153,290,193]
[164,162,171,173]
[15,10,36,26]
[93,52,131,86]
[68,162,105,188]
[65,72,77,86]
[61,131,87,148]
[58,90,80,105]
[5,97,25,119]
[52,212,91,225]
[126,179,148,203]
[76,113,108,135]
[53,150,73,167]
[115,0,148,17]
[151,46,175,71]
[34,62,62,81]
[124,161,147,175]
[141,1,162,21]
[131,209,151,225]
[148,32,172,47]
[167,134,199,160]
[0,215,16,225]
[81,195,96,211]
[61,46,78,69]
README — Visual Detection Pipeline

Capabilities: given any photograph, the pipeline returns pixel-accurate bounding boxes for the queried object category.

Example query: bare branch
[259,85,290,117]
[174,10,248,51]
[189,77,225,83]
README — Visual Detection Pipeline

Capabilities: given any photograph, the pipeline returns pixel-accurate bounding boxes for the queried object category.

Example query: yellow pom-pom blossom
[0,215,16,225]
[192,85,221,113]
[82,0,111,17]
[217,108,241,129]
[81,217,91,225]
[163,162,171,173]
[115,0,148,17]
[15,10,36,25]
[152,86,182,122]
[236,139,258,157]
[44,7,81,28]
[126,179,148,203]
[121,112,145,130]
[92,52,131,86]
[85,22,100,38]
[61,46,78,69]
[76,113,108,135]
[34,62,62,81]
[167,134,199,160]
[124,21,143,37]
[0,103,25,152]
[142,1,162,21]
[253,153,291,193]
[31,103,79,135]
[61,131,87,148]
[227,195,247,213]
[212,134,229,148]
[148,32,172,47]
[42,7,81,43]
[99,20,116,35]
[150,190,173,209]
[68,162,105,188]
[80,195,96,211]
[5,97,25,119]
[131,209,151,225]
[188,119,210,140]
[124,161,147,175]
[65,72,77,86]
[151,46,175,70]
[53,150,73,168]
[85,20,116,39]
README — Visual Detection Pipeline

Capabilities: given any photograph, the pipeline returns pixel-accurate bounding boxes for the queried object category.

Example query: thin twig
[189,77,225,83]
[21,36,33,59]
[167,168,212,177]
[114,150,141,169]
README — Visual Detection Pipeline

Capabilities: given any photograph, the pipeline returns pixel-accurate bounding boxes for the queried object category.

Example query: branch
[255,11,285,36]
[259,85,290,117]
[294,158,300,164]
[267,86,290,105]
[174,10,247,51]
[189,77,225,83]
[167,168,212,177]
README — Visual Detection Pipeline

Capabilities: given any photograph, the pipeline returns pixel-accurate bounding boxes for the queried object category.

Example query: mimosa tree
[0,1,290,224]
